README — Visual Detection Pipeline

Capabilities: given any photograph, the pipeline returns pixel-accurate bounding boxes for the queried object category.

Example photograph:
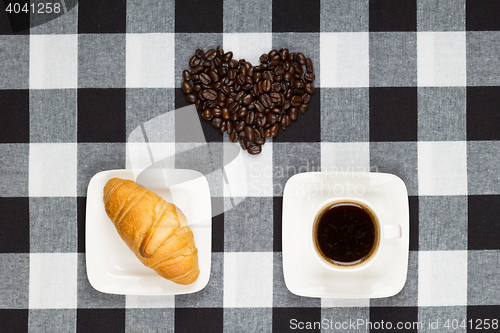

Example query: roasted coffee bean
[259,53,269,63]
[281,114,291,129]
[195,48,205,58]
[299,103,309,113]
[221,107,231,120]
[242,93,254,105]
[269,92,281,103]
[296,52,306,65]
[209,69,220,83]
[304,72,315,82]
[228,59,239,68]
[211,117,222,129]
[213,57,222,68]
[189,55,201,67]
[262,80,272,92]
[245,110,255,124]
[235,120,246,132]
[230,131,239,142]
[199,73,211,85]
[181,81,193,94]
[191,65,204,75]
[227,120,234,134]
[218,66,229,77]
[270,123,280,137]
[302,93,311,104]
[222,51,233,62]
[304,82,315,95]
[205,49,217,61]
[182,70,191,81]
[201,89,217,100]
[267,113,277,125]
[305,58,314,73]
[227,68,237,80]
[202,60,212,68]
[254,100,265,113]
[293,63,304,74]
[236,73,246,86]
[288,107,299,121]
[244,126,254,142]
[280,48,289,61]
[239,137,248,150]
[216,45,224,56]
[220,120,227,133]
[294,80,304,89]
[260,94,272,108]
[236,106,248,118]
[247,144,262,155]
[291,95,302,107]
[202,108,212,120]
[185,93,197,103]
[212,107,222,117]
[195,99,203,111]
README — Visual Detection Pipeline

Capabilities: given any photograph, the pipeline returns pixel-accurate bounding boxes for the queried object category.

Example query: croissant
[103,178,199,285]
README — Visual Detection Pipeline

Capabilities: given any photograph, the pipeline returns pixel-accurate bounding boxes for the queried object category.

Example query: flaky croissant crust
[103,178,199,285]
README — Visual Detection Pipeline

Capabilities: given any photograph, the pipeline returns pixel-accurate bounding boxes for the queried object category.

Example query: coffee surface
[315,203,377,265]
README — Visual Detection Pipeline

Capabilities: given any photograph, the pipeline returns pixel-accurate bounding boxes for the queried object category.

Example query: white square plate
[282,172,409,298]
[85,169,211,295]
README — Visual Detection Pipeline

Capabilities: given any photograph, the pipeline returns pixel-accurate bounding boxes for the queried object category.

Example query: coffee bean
[185,93,197,103]
[201,89,217,100]
[244,126,254,142]
[229,131,238,142]
[304,72,315,82]
[305,58,314,73]
[245,110,255,124]
[281,114,291,129]
[235,120,246,132]
[299,103,309,113]
[270,123,280,137]
[239,136,248,150]
[304,82,315,95]
[211,117,222,129]
[202,109,212,120]
[288,107,299,121]
[280,48,289,61]
[228,59,239,68]
[302,93,311,104]
[242,93,254,105]
[195,49,205,58]
[216,45,224,56]
[220,120,227,133]
[247,144,262,155]
[222,51,233,62]
[205,49,217,61]
[291,95,302,107]
[199,73,211,85]
[221,107,231,120]
[189,55,201,67]
[212,107,222,117]
[294,80,304,89]
[254,136,266,145]
[181,81,193,94]
[297,52,306,65]
[269,92,281,103]
[182,70,191,81]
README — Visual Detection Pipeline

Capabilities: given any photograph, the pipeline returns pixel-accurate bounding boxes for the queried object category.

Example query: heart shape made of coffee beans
[181,46,316,155]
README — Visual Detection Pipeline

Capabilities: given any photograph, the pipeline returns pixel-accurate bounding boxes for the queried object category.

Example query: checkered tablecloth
[1,0,499,332]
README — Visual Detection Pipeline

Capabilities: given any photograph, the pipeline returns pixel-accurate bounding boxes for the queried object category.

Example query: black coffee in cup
[313,201,380,267]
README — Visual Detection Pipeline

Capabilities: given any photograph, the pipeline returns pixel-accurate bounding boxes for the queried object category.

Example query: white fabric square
[29,253,77,309]
[126,295,175,309]
[30,34,77,89]
[126,33,175,88]
[321,142,370,173]
[225,142,272,197]
[223,33,272,66]
[223,252,273,308]
[320,32,369,88]
[418,251,467,306]
[417,32,466,87]
[418,141,467,195]
[29,143,77,197]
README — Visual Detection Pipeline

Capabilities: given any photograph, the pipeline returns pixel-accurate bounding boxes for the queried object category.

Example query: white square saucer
[85,169,211,295]
[282,172,409,298]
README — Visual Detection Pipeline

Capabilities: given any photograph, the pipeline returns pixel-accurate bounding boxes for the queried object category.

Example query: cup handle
[384,224,402,239]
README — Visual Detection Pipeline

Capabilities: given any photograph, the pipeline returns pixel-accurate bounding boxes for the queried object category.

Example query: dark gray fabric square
[29,197,77,253]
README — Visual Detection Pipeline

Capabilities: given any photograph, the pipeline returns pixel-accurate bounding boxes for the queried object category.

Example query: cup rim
[310,197,383,272]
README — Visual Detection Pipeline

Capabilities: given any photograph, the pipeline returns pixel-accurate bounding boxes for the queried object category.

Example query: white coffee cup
[310,197,401,272]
